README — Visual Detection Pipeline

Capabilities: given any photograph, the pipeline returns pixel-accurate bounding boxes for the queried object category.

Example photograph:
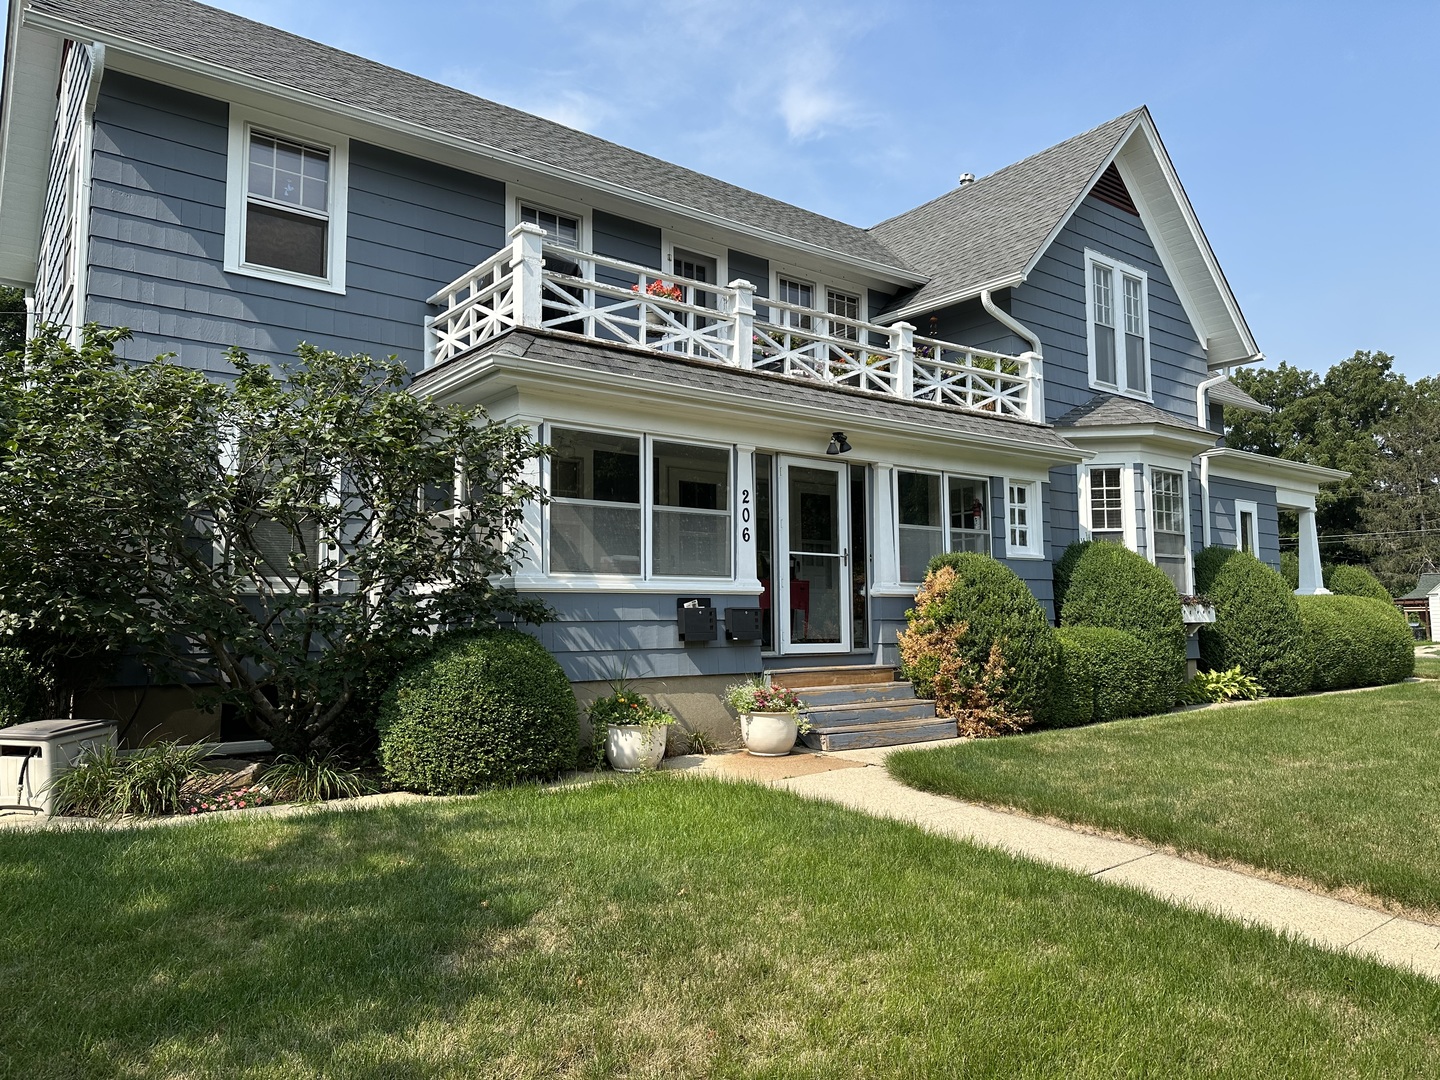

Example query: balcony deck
[426,224,1044,422]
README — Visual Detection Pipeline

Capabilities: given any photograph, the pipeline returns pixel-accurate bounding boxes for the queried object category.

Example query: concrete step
[805,700,938,729]
[767,665,896,689]
[795,682,919,707]
[802,716,958,751]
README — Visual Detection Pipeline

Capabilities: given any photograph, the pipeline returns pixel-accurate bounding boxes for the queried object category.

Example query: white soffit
[0,18,63,286]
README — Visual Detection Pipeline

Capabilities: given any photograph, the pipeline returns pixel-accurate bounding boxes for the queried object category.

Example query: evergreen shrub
[1057,540,1187,701]
[897,553,1060,734]
[1051,539,1092,617]
[1193,547,1313,696]
[378,630,578,794]
[1324,564,1393,602]
[1052,625,1168,727]
[1279,551,1300,591]
[1297,595,1414,690]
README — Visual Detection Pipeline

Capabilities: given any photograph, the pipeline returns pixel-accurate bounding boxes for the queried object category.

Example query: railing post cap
[509,222,546,238]
[1019,349,1042,362]
[893,320,916,331]
[727,278,756,292]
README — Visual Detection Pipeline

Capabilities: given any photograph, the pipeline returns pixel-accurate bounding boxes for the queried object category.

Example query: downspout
[980,288,1045,423]
[1196,352,1263,550]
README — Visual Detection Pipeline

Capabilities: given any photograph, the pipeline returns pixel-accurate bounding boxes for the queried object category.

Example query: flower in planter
[631,279,683,303]
[723,679,813,733]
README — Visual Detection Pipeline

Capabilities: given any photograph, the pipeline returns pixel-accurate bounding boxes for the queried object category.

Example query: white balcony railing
[426,223,1045,421]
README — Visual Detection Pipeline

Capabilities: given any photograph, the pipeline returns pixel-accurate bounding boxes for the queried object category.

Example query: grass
[3,780,1440,1077]
[1412,651,1440,679]
[889,680,1440,912]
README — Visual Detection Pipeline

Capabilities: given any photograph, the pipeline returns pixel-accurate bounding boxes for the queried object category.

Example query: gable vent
[1091,163,1139,216]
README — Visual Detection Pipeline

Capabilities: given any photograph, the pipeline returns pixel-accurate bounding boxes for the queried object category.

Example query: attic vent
[1091,163,1139,216]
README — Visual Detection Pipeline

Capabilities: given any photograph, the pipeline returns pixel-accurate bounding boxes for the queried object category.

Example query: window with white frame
[1088,466,1126,545]
[1150,468,1188,590]
[547,427,732,579]
[226,112,348,291]
[897,471,990,582]
[777,277,814,331]
[1235,499,1259,556]
[520,204,580,248]
[1006,481,1041,558]
[1087,250,1149,397]
[826,288,860,342]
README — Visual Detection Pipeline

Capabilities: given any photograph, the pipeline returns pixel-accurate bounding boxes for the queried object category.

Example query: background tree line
[1227,350,1440,594]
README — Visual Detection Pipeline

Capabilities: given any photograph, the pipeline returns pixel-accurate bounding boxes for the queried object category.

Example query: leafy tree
[0,286,25,354]
[0,325,548,752]
[1363,376,1440,592]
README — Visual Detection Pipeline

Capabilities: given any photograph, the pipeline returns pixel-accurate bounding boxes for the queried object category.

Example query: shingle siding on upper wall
[86,72,507,375]
[35,41,95,328]
[1208,477,1281,569]
[1010,195,1207,423]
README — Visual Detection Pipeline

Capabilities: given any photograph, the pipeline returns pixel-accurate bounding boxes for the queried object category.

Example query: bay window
[1150,467,1189,590]
[1088,466,1126,545]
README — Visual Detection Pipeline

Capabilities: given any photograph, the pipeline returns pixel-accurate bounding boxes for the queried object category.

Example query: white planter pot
[741,711,799,756]
[605,723,667,772]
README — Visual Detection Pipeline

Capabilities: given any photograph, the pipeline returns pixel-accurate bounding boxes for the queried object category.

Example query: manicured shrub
[378,630,578,794]
[1193,547,1313,696]
[1051,539,1092,617]
[1324,564,1393,602]
[1297,595,1414,690]
[1057,540,1187,701]
[1051,626,1169,727]
[1279,551,1300,591]
[897,553,1060,734]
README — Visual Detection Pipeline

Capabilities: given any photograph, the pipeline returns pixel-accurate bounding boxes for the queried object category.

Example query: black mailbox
[677,598,717,643]
[724,607,764,641]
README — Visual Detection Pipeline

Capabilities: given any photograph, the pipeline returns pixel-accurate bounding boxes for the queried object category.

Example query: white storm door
[777,456,851,654]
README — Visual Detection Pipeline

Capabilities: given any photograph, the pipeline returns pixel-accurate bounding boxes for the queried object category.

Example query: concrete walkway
[665,741,1440,982]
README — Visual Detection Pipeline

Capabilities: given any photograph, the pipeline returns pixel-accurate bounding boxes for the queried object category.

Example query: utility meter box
[0,719,117,816]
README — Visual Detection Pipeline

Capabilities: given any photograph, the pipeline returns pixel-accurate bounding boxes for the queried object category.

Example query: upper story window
[1088,466,1126,545]
[826,288,860,342]
[1086,250,1149,398]
[777,276,814,331]
[521,204,580,249]
[225,109,348,293]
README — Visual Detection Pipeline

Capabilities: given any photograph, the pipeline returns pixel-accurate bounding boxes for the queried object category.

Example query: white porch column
[510,223,545,329]
[871,464,900,589]
[1294,503,1329,595]
[735,445,759,587]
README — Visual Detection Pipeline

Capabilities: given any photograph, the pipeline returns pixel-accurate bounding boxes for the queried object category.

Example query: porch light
[826,432,852,456]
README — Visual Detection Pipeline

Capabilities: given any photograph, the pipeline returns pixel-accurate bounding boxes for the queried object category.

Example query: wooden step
[806,700,938,729]
[767,665,896,689]
[797,682,919,707]
[802,717,958,751]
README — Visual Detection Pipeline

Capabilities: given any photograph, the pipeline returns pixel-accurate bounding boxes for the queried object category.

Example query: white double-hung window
[1150,467,1189,591]
[1087,466,1127,545]
[1006,480,1041,558]
[1087,250,1148,397]
[546,427,732,580]
[226,109,348,292]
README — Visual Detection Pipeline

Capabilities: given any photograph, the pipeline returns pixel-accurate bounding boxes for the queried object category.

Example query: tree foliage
[0,326,547,752]
[0,286,25,354]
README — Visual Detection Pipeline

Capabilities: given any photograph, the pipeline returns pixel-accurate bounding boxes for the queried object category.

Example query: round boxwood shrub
[1193,547,1313,696]
[1297,595,1413,690]
[378,630,578,793]
[1051,539,1092,617]
[1324,564,1392,602]
[897,552,1060,732]
[1052,625,1170,727]
[1057,540,1187,701]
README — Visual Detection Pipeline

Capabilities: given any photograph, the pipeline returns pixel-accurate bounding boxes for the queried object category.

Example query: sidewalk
[664,741,1440,982]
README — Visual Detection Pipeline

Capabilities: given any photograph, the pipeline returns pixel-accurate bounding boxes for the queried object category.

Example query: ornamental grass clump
[50,740,213,819]
[1194,547,1313,696]
[897,553,1059,735]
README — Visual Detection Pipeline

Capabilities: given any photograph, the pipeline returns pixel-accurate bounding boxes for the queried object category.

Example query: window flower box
[1181,597,1217,627]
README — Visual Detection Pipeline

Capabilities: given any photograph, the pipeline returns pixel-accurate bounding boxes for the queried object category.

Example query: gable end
[1090,163,1138,216]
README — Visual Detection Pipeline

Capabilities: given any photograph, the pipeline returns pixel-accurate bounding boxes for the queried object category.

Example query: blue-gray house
[0,0,1344,746]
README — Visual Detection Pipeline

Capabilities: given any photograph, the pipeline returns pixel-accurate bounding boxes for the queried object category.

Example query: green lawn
[889,680,1440,912]
[3,782,1440,1077]
[1413,651,1440,679]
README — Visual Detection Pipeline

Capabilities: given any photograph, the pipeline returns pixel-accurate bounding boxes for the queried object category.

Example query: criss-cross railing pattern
[426,224,1042,421]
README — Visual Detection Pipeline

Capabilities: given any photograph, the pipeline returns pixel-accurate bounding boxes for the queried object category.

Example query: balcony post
[509,222,546,329]
[729,279,756,369]
[893,322,915,399]
[1019,350,1044,422]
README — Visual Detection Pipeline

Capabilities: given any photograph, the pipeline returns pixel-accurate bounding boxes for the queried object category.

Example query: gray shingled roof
[1053,393,1212,435]
[870,109,1144,315]
[1208,377,1270,414]
[31,0,910,271]
[418,329,1078,454]
[1398,573,1440,601]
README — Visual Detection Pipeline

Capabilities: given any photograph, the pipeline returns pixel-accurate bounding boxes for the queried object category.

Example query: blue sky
[88,2,1440,378]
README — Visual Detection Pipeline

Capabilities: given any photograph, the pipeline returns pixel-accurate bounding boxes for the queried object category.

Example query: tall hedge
[378,630,578,793]
[898,552,1060,732]
[1057,540,1187,701]
[1051,539,1092,617]
[1052,626,1170,727]
[1193,547,1314,696]
[1324,564,1393,602]
[1297,595,1413,690]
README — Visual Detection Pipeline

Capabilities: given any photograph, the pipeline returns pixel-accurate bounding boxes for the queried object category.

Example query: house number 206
[740,489,751,542]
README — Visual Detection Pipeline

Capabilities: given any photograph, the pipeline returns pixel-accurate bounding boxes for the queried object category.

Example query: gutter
[980,288,1045,424]
[20,8,926,288]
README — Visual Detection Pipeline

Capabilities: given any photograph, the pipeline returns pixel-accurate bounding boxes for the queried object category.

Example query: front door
[777,457,851,654]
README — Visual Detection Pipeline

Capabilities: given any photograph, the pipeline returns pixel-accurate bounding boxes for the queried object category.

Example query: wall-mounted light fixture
[826,432,852,456]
